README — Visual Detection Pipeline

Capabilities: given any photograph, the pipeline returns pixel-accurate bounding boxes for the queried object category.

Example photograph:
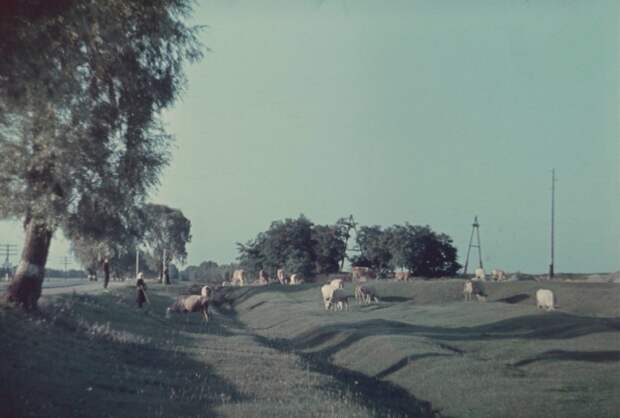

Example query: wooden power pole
[549,169,556,278]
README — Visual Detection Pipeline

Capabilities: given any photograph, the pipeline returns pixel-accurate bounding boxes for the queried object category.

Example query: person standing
[136,272,148,308]
[103,258,110,289]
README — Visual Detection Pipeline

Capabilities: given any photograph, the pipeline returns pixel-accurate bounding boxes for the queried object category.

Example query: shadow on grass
[381,296,412,303]
[496,294,530,304]
[285,315,620,360]
[251,334,438,418]
[514,350,620,367]
[375,353,453,379]
[0,303,247,418]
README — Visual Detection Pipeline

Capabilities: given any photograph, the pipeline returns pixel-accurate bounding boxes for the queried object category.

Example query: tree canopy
[142,203,192,283]
[0,0,201,308]
[351,223,461,278]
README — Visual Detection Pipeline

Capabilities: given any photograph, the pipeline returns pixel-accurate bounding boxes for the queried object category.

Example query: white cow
[290,274,304,285]
[321,284,335,310]
[231,269,246,287]
[277,269,287,285]
[321,280,345,310]
[474,268,486,281]
[491,269,506,281]
[463,280,473,301]
[536,289,556,311]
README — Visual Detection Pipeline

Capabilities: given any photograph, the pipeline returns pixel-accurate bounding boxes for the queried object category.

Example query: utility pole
[463,216,483,276]
[162,248,167,283]
[135,248,140,278]
[549,169,556,278]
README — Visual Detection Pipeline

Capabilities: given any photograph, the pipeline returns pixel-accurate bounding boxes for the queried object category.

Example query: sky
[1,0,618,273]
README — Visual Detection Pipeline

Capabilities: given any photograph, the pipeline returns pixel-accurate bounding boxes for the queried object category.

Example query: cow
[352,266,376,281]
[201,285,212,298]
[277,268,287,285]
[395,271,410,281]
[290,274,304,285]
[328,288,350,311]
[321,279,346,310]
[231,269,246,287]
[491,269,506,281]
[258,270,269,285]
[166,295,210,322]
[330,278,344,290]
[463,280,473,301]
[321,284,335,310]
[355,285,378,304]
[474,268,486,281]
[536,289,555,311]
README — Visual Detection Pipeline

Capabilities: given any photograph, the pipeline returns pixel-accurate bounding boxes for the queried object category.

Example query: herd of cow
[164,266,557,323]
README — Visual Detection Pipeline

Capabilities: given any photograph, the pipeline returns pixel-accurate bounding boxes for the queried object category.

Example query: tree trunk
[6,219,53,310]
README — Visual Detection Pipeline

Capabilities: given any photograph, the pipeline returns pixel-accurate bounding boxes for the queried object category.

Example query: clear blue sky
[1,0,618,273]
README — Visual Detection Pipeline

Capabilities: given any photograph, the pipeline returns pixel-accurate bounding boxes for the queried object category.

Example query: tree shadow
[375,353,453,379]
[286,314,620,360]
[380,296,411,303]
[514,350,620,367]
[0,304,247,418]
[496,294,530,304]
[251,334,437,418]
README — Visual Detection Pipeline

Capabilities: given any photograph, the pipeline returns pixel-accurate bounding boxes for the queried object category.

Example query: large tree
[142,204,192,284]
[0,0,201,309]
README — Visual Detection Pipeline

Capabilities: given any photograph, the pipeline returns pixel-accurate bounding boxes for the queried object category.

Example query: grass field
[1,278,619,417]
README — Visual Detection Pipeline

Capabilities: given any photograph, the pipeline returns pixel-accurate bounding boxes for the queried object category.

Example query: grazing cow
[475,294,487,302]
[321,284,335,310]
[536,289,555,311]
[394,271,410,281]
[330,278,344,290]
[166,295,210,322]
[355,285,378,304]
[463,280,473,301]
[201,285,212,298]
[258,270,269,285]
[321,280,346,310]
[491,269,506,281]
[290,274,304,285]
[328,288,350,311]
[277,269,287,285]
[474,268,486,281]
[231,269,246,287]
[352,266,376,281]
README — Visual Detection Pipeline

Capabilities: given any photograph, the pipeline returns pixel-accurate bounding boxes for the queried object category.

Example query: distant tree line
[236,215,461,279]
[179,261,239,285]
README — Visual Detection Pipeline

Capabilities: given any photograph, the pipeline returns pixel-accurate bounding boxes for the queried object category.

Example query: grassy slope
[1,279,618,418]
[227,280,620,418]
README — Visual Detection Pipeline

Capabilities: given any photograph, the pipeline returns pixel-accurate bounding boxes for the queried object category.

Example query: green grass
[1,279,619,417]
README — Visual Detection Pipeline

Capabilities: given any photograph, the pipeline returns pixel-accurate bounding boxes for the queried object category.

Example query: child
[136,272,148,308]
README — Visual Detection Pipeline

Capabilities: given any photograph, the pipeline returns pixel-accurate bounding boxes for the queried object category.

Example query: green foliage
[354,223,461,278]
[0,0,201,265]
[142,204,192,273]
[237,215,348,278]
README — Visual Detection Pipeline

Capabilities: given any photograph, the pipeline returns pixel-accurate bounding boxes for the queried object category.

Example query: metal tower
[463,216,483,275]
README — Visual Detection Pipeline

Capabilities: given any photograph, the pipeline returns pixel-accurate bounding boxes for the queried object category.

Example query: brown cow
[394,271,410,281]
[166,295,210,322]
[352,266,376,281]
